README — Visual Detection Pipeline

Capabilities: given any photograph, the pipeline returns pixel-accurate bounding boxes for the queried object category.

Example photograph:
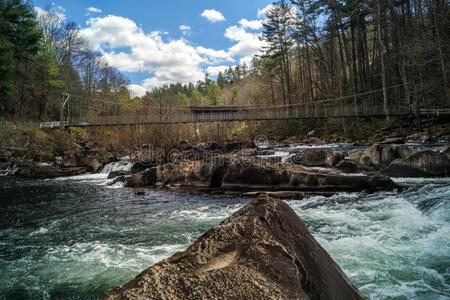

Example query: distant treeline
[143,0,450,112]
[0,0,129,120]
[1,0,448,123]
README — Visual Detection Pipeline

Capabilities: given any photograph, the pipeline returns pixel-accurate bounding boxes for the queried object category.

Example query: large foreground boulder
[385,150,450,177]
[104,196,363,300]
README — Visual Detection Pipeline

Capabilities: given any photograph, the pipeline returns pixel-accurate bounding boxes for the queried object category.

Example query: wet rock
[12,163,87,179]
[365,144,416,169]
[379,137,405,144]
[235,148,257,157]
[256,148,276,156]
[441,145,450,158]
[291,149,344,167]
[258,156,282,164]
[54,156,63,166]
[385,150,450,177]
[125,168,157,188]
[104,195,363,300]
[130,161,156,173]
[336,159,359,173]
[156,157,227,188]
[366,144,397,169]
[222,160,398,192]
[406,133,435,144]
[107,170,130,179]
[303,137,325,145]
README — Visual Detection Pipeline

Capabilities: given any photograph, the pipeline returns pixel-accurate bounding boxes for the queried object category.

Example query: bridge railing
[64,83,414,126]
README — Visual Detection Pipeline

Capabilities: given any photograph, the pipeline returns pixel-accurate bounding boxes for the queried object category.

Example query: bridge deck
[39,85,450,128]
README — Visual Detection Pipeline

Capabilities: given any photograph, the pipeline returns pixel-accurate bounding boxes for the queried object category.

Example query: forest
[1,0,449,125]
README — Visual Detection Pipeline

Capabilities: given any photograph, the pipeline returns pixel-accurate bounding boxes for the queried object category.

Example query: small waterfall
[102,159,134,174]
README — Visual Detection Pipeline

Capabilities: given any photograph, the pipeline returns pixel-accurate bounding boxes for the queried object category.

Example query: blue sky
[34,0,274,96]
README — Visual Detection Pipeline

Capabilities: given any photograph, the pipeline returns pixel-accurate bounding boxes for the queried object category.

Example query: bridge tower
[60,93,70,130]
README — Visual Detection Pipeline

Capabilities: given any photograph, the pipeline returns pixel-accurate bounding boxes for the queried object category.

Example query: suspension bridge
[40,84,449,129]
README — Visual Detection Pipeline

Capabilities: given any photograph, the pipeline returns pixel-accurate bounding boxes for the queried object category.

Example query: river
[1,171,449,299]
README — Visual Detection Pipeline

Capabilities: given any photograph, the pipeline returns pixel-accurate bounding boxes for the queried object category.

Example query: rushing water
[1,173,450,299]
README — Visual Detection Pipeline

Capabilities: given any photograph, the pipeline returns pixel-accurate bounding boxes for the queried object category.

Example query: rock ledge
[104,196,363,300]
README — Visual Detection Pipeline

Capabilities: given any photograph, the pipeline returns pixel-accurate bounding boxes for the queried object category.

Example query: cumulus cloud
[128,84,148,98]
[206,65,229,76]
[201,9,225,23]
[179,25,191,36]
[225,24,266,64]
[257,4,274,18]
[238,19,263,30]
[86,7,102,14]
[34,4,66,20]
[79,15,234,94]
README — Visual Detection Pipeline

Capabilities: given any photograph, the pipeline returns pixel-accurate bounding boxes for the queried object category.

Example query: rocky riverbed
[2,134,450,298]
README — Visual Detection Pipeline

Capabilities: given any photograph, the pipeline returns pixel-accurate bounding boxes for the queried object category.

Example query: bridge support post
[60,93,70,131]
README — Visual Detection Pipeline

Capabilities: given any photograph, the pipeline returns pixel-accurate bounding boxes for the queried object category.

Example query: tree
[0,0,42,115]
[217,72,227,89]
[262,0,295,105]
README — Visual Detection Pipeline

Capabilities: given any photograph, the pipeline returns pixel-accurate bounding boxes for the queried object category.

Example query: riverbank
[2,122,450,298]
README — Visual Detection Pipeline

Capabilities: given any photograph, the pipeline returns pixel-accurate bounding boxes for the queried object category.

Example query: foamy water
[1,171,449,299]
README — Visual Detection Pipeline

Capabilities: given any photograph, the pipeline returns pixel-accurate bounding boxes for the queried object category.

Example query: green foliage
[230,86,239,104]
[0,37,14,105]
[206,83,220,106]
[0,0,42,113]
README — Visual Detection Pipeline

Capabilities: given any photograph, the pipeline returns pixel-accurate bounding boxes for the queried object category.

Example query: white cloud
[257,4,274,18]
[128,84,148,98]
[206,65,229,76]
[34,4,66,20]
[86,7,102,14]
[225,25,266,64]
[79,15,233,94]
[179,25,191,36]
[201,9,225,23]
[238,19,263,30]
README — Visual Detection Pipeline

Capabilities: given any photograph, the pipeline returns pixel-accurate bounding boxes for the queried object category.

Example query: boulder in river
[290,149,344,167]
[156,157,227,188]
[12,162,87,178]
[384,150,450,177]
[221,160,398,193]
[336,159,360,173]
[104,195,363,300]
[124,168,157,188]
[365,144,416,169]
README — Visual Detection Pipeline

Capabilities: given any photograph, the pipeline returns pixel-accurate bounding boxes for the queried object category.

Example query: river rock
[365,144,415,169]
[291,149,344,167]
[222,160,398,192]
[385,150,450,177]
[156,157,227,188]
[379,137,405,144]
[124,169,157,188]
[130,161,156,173]
[108,170,130,179]
[104,195,363,300]
[12,162,87,178]
[336,159,360,173]
[441,145,450,158]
